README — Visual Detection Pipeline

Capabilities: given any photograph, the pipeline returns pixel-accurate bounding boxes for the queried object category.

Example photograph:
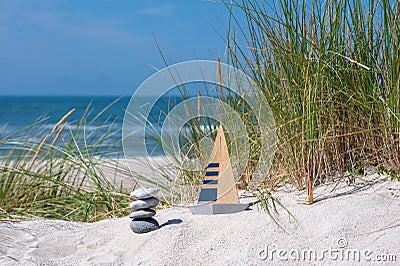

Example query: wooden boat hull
[188,202,252,215]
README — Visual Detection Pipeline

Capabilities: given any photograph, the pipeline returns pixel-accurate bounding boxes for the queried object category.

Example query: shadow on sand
[160,219,183,228]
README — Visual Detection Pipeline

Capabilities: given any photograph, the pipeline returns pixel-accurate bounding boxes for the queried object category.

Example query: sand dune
[1,176,399,265]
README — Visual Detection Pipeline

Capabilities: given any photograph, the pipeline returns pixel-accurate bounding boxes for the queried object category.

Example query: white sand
[1,175,399,265]
[100,156,177,189]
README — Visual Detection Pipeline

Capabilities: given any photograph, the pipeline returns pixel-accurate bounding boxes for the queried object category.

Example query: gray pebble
[130,187,159,200]
[130,197,159,211]
[130,218,160,234]
[129,209,156,219]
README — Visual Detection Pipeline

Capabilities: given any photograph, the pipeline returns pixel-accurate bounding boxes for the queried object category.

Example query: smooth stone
[129,209,156,219]
[130,187,159,200]
[130,218,160,234]
[130,197,159,211]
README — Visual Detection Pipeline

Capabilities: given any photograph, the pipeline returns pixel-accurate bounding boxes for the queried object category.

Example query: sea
[0,93,224,158]
[0,95,213,158]
[0,96,137,157]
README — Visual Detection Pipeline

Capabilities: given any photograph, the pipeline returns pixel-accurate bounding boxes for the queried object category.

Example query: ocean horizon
[0,95,193,157]
[0,96,128,156]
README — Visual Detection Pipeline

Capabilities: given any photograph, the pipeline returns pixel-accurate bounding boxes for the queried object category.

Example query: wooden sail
[197,125,239,204]
[188,125,254,214]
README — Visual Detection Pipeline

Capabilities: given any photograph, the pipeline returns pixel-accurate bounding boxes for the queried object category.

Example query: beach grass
[223,0,400,203]
[0,103,133,222]
[125,0,399,214]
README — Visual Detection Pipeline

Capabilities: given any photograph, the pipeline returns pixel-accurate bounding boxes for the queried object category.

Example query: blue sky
[0,0,235,96]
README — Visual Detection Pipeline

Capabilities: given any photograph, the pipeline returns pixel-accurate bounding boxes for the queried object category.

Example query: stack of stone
[129,187,160,234]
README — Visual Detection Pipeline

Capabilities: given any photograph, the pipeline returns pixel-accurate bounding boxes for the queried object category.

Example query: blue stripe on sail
[205,171,219,176]
[198,188,217,202]
[203,180,218,184]
[207,163,219,168]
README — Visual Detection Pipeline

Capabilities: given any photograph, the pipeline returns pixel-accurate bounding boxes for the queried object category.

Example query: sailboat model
[188,125,253,214]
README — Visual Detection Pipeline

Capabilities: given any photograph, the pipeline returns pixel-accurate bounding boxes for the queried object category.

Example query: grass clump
[224,0,400,202]
[0,104,132,222]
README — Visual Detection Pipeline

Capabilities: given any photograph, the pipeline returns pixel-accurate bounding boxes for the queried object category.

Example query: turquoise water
[0,96,187,157]
[0,83,226,157]
[0,96,129,132]
[0,96,129,156]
